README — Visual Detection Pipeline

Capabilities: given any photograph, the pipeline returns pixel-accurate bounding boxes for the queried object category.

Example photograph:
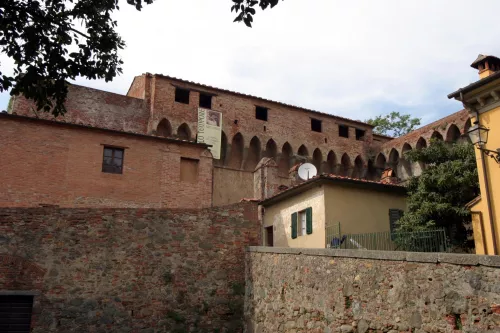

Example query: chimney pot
[471,54,500,79]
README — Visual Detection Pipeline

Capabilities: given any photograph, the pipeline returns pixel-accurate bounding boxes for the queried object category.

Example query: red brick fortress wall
[0,115,212,209]
[0,202,260,333]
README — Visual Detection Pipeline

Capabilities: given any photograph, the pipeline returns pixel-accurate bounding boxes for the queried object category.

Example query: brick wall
[138,74,376,176]
[0,115,212,209]
[0,202,260,333]
[245,247,500,333]
[11,84,149,133]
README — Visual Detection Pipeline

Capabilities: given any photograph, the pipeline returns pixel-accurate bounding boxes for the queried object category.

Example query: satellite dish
[298,163,317,180]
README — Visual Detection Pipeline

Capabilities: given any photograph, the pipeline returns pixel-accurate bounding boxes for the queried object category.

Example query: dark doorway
[265,226,274,247]
[0,295,34,333]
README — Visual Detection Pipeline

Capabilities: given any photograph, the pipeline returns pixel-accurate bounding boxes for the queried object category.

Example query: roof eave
[448,71,500,100]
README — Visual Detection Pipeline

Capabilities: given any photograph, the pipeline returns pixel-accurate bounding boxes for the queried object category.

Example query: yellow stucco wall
[324,184,407,235]
[263,185,326,248]
[472,108,500,255]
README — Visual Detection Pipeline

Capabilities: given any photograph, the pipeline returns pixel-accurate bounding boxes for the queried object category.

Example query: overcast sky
[2,0,500,126]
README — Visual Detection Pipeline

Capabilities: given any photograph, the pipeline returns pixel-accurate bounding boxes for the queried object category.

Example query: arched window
[326,151,337,174]
[157,118,172,137]
[416,137,427,150]
[177,123,191,140]
[265,139,278,160]
[401,143,413,178]
[312,148,322,172]
[352,156,364,179]
[340,153,351,177]
[430,131,443,142]
[278,142,293,177]
[445,124,461,143]
[245,136,261,171]
[228,133,244,169]
[297,145,309,160]
[389,148,399,177]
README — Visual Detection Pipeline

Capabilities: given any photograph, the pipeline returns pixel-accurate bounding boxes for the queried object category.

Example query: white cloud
[2,0,500,125]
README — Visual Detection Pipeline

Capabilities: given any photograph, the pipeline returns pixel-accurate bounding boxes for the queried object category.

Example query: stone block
[438,253,480,266]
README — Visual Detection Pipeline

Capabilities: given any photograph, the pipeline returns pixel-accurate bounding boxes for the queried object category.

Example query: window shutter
[291,212,298,239]
[389,209,404,234]
[306,207,313,234]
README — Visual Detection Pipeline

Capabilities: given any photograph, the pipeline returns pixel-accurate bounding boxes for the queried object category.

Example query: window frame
[102,146,125,174]
[339,124,349,138]
[298,210,307,236]
[311,118,322,133]
[255,106,268,121]
[199,93,212,109]
[174,87,190,104]
[355,128,366,141]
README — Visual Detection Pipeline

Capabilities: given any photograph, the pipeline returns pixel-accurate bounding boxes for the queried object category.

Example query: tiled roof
[1,113,209,147]
[261,173,406,206]
[149,73,376,128]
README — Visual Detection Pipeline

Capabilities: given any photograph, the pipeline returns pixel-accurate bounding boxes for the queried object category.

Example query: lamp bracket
[479,147,500,164]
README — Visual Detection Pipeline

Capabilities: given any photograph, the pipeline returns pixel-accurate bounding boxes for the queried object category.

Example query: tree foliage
[231,0,283,27]
[0,0,281,116]
[398,140,479,249]
[366,111,421,137]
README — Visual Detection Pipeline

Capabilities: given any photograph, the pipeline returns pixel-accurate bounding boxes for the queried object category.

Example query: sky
[2,0,500,126]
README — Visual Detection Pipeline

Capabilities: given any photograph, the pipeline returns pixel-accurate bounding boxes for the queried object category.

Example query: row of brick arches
[155,118,471,181]
[377,122,471,180]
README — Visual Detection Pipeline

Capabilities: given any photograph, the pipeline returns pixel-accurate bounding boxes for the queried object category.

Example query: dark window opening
[0,295,34,333]
[199,93,212,109]
[355,128,366,141]
[339,125,349,138]
[265,226,274,246]
[389,209,404,240]
[175,88,190,104]
[102,147,124,174]
[255,106,268,121]
[311,118,322,132]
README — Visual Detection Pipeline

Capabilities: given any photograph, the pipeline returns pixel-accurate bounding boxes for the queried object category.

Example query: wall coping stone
[246,247,500,267]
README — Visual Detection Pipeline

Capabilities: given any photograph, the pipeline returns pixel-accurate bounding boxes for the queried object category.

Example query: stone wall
[0,202,260,332]
[245,247,500,333]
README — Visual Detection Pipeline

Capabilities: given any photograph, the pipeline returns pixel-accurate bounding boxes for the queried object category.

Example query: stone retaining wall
[0,203,260,333]
[245,247,500,333]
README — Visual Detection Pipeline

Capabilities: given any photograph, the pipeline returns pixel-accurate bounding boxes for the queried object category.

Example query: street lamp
[468,124,500,163]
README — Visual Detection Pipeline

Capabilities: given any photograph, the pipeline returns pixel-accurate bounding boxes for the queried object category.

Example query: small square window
[355,128,366,141]
[298,210,307,236]
[255,106,268,121]
[339,125,349,138]
[102,147,124,174]
[199,93,212,109]
[180,158,199,182]
[311,118,322,132]
[175,88,190,104]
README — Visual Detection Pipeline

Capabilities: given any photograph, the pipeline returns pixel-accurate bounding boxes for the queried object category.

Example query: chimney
[380,168,398,185]
[471,54,500,79]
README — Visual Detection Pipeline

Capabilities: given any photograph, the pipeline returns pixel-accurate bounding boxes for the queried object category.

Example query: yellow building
[260,175,407,248]
[448,54,500,255]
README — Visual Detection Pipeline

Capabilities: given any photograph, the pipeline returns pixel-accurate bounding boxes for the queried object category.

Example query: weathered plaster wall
[469,108,500,255]
[245,247,500,333]
[263,185,325,248]
[0,203,260,333]
[324,183,407,235]
[213,167,255,206]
